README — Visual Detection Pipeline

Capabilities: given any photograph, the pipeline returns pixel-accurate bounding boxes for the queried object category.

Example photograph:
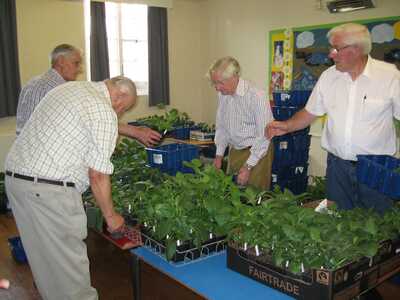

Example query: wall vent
[327,0,375,13]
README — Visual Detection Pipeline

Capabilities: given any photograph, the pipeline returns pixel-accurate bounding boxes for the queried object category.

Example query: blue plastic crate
[272,133,311,168]
[272,163,308,183]
[272,174,309,195]
[273,90,312,107]
[146,143,199,175]
[356,155,400,198]
[8,236,28,264]
[272,106,302,121]
[170,126,200,140]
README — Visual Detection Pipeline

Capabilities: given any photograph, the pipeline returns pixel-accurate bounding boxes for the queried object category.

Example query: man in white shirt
[266,23,400,213]
[5,76,137,300]
[208,56,274,190]
[16,44,161,146]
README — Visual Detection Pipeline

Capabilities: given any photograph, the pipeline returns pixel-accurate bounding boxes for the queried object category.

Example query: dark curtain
[148,7,170,106]
[0,0,21,117]
[90,1,110,81]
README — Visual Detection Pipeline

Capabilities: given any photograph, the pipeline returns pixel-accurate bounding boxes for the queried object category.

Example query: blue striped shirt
[215,78,273,166]
[16,68,65,135]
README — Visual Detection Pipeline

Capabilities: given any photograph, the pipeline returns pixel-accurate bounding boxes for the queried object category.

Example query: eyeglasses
[329,44,353,55]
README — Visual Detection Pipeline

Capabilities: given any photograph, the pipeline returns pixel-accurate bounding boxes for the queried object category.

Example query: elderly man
[16,43,160,145]
[266,23,400,214]
[16,44,83,135]
[208,56,274,190]
[5,76,137,300]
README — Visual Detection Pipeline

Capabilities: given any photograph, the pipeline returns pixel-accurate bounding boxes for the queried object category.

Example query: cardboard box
[227,240,400,300]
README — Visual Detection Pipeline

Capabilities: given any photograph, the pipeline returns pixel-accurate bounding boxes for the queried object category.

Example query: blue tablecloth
[132,247,294,300]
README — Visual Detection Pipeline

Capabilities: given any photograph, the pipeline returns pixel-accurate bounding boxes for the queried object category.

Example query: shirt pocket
[361,98,388,121]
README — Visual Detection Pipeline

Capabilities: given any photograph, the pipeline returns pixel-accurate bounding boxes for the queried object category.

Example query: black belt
[6,171,75,188]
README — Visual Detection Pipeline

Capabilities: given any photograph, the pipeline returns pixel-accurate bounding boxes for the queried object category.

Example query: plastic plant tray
[141,229,226,264]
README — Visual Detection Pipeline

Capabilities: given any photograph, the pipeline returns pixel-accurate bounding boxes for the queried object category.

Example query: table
[131,247,293,300]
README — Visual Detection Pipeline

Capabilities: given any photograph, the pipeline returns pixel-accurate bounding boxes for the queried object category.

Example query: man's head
[51,44,82,81]
[207,56,240,95]
[327,23,371,73]
[106,76,137,117]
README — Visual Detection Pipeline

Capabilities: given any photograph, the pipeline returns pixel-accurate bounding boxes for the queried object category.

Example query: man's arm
[265,108,317,139]
[88,168,124,232]
[214,97,229,169]
[118,123,161,147]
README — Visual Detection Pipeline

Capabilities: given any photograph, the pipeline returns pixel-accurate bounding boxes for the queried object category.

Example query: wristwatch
[245,163,254,171]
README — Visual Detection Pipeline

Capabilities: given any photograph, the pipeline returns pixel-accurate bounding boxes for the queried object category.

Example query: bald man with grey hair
[6,76,138,300]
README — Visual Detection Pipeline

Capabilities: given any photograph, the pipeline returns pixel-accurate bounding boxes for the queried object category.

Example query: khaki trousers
[227,145,274,190]
[5,176,98,300]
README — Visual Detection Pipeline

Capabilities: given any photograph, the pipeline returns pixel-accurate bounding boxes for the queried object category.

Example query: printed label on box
[279,141,288,150]
[153,154,163,164]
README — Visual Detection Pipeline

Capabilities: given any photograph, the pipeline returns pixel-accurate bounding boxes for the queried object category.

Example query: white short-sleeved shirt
[306,57,400,161]
[6,81,118,193]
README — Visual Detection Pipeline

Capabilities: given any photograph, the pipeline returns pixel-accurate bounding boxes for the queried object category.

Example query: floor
[0,212,133,300]
[1,211,400,300]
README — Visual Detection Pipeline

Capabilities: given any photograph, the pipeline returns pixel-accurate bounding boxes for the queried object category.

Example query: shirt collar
[50,68,66,83]
[360,55,373,79]
[235,78,247,96]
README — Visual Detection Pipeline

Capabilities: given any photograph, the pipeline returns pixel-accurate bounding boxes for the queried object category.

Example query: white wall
[1,0,399,174]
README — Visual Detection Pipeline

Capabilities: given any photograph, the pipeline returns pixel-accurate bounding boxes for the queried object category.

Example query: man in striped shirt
[16,44,161,146]
[16,44,83,135]
[6,76,137,300]
[208,56,274,190]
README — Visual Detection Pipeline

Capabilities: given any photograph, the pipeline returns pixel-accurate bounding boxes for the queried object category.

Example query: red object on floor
[98,225,142,250]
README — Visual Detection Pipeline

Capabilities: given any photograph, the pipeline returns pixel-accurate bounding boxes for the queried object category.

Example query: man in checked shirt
[5,76,137,300]
[16,44,161,146]
[207,56,274,190]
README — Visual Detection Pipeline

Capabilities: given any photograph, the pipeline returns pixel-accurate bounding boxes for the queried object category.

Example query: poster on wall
[268,16,400,135]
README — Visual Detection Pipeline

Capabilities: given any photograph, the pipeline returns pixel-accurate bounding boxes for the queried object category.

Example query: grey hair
[327,23,372,55]
[206,56,241,80]
[50,44,81,66]
[109,76,137,98]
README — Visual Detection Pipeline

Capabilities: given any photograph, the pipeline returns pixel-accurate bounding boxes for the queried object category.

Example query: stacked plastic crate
[271,90,312,194]
[146,143,199,175]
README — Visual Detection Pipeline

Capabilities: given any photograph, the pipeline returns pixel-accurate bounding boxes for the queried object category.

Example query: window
[105,2,148,95]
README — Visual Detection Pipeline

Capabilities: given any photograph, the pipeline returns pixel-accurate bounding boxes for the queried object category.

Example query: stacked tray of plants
[130,160,263,262]
[226,188,400,299]
[129,108,197,140]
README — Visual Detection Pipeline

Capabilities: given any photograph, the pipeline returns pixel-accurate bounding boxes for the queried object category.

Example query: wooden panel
[139,260,206,300]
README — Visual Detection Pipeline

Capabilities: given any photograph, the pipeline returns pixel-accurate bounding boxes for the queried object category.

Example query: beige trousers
[227,145,274,190]
[5,176,98,300]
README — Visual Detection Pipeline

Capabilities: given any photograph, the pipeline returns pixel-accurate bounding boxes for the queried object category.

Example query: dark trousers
[326,153,393,214]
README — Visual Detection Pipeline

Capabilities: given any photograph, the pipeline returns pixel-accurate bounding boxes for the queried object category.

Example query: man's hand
[265,120,289,139]
[237,166,251,186]
[105,212,125,233]
[214,155,223,169]
[133,126,162,147]
[118,123,161,147]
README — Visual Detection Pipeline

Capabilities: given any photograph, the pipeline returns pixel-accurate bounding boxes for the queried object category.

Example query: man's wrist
[244,163,254,171]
